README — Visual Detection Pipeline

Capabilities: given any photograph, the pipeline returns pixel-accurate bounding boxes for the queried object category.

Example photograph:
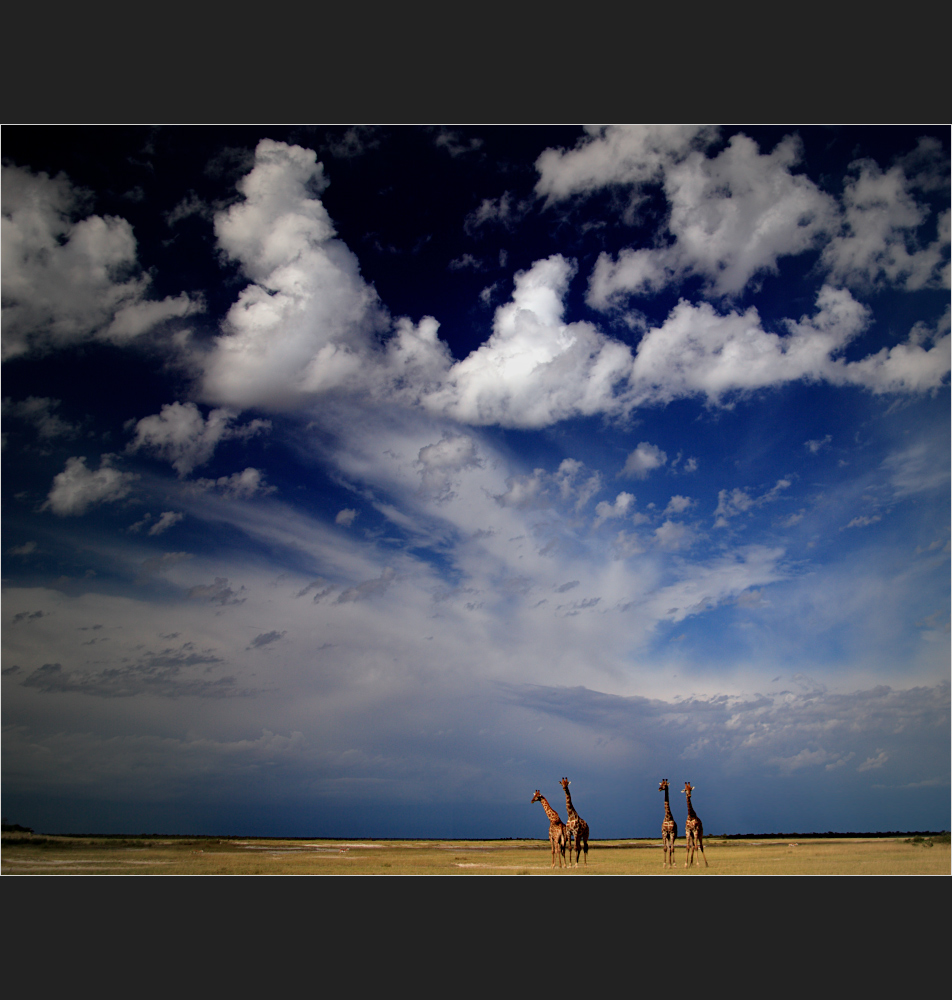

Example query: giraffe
[559,777,589,866]
[531,790,567,868]
[659,778,678,868]
[682,781,709,867]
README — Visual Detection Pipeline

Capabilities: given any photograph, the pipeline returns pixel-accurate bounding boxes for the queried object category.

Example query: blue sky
[2,126,948,837]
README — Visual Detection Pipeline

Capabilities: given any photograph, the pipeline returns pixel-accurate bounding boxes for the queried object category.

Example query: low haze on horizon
[2,126,949,838]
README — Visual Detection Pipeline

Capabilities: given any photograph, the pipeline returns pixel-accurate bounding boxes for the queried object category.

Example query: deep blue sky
[2,126,949,837]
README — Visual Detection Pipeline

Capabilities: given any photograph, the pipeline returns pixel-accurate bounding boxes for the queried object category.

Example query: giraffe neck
[563,787,579,822]
[686,792,697,819]
[663,787,673,820]
[539,795,562,825]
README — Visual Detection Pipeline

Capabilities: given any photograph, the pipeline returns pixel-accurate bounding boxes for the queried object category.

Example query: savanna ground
[2,833,948,875]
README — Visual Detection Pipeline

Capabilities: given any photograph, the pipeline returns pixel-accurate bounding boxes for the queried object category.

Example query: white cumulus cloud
[593,491,635,527]
[664,495,694,515]
[192,467,275,498]
[629,286,869,406]
[43,455,138,516]
[127,401,270,476]
[196,141,948,432]
[1,164,199,360]
[660,133,835,297]
[201,140,390,410]
[538,129,837,301]
[535,124,712,204]
[424,255,633,427]
[621,442,667,479]
[822,156,950,291]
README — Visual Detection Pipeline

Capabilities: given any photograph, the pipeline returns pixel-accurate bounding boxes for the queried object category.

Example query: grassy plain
[3,833,948,875]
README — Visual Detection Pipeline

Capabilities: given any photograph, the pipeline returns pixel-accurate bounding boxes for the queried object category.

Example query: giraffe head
[682,781,695,796]
[560,777,570,792]
[532,790,543,803]
[659,778,669,792]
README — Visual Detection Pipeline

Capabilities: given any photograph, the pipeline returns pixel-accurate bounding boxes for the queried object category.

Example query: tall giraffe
[559,777,589,866]
[531,790,567,868]
[659,779,677,868]
[682,781,709,867]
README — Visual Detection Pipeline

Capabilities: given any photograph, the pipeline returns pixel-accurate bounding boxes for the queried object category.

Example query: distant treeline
[3,828,949,841]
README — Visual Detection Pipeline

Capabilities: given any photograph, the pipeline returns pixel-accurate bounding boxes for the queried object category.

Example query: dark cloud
[13,610,45,624]
[295,579,336,603]
[324,126,382,160]
[20,644,246,699]
[247,630,286,650]
[187,577,247,606]
[502,681,949,781]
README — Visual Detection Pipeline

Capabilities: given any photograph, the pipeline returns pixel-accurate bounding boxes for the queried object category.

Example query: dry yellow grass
[2,834,948,875]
